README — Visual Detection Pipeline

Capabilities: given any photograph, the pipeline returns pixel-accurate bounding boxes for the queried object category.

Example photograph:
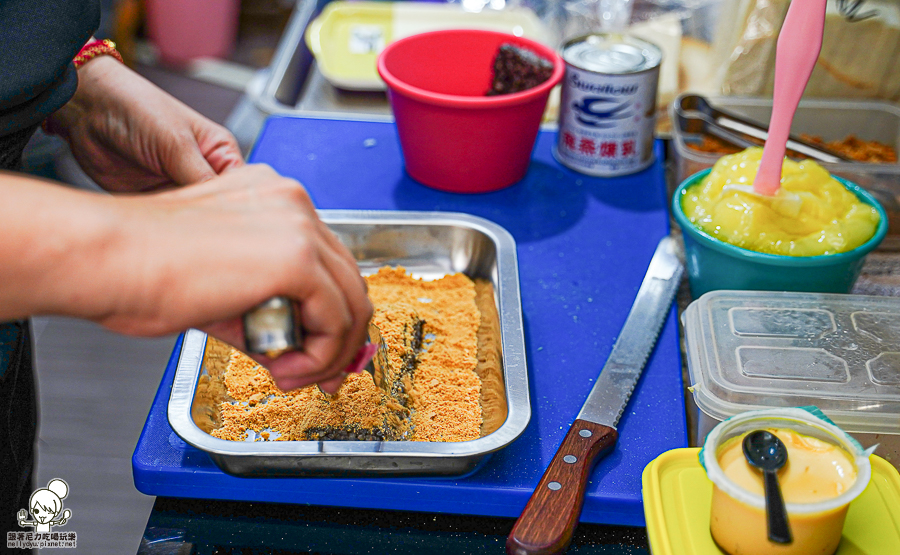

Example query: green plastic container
[672,169,889,298]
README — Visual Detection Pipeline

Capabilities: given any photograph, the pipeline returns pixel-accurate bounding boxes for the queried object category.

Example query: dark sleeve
[0,0,100,135]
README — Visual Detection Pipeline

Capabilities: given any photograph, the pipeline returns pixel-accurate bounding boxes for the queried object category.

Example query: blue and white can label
[554,34,661,177]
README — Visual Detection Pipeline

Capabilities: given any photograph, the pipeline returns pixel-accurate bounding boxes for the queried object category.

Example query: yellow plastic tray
[642,448,900,555]
[304,1,550,91]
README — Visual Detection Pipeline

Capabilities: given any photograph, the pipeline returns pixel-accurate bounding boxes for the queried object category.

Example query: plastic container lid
[304,2,551,91]
[642,448,900,555]
[683,290,900,435]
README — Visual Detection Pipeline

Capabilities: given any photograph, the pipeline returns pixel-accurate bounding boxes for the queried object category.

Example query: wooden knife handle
[506,420,618,555]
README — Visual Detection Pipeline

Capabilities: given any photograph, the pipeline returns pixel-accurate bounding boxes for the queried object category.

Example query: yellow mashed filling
[681,147,880,256]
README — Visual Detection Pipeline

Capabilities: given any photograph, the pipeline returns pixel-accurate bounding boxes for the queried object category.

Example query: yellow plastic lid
[642,448,900,554]
[304,1,551,91]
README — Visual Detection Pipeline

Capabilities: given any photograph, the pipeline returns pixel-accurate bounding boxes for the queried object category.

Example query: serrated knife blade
[576,236,683,428]
[507,237,683,555]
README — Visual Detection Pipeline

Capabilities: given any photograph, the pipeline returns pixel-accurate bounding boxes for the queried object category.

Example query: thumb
[206,141,245,174]
[167,143,218,185]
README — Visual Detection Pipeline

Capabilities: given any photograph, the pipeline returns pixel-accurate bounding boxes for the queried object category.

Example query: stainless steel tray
[253,0,394,121]
[168,210,529,477]
[247,0,558,124]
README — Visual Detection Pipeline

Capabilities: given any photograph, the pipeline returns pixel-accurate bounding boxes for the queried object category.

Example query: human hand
[153,165,370,393]
[45,56,243,192]
[47,164,371,393]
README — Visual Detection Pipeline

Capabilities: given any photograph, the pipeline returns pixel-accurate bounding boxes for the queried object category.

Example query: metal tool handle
[243,296,303,357]
[506,420,618,555]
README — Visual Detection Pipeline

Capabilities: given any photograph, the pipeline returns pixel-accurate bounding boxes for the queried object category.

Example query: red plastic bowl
[377,29,563,193]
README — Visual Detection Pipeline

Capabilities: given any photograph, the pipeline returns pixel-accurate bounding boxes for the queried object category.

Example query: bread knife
[506,236,683,555]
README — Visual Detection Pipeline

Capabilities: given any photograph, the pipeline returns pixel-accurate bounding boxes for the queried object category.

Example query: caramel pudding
[711,428,860,555]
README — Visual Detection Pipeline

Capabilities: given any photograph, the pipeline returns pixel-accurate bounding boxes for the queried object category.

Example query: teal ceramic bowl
[672,169,889,298]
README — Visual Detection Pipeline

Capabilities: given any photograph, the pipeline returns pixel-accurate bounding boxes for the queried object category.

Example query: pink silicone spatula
[754,0,828,196]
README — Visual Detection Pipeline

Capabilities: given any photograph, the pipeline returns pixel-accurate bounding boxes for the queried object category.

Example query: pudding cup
[702,408,872,555]
[672,169,888,298]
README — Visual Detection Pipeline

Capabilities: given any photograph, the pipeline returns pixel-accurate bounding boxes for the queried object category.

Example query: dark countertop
[139,497,650,554]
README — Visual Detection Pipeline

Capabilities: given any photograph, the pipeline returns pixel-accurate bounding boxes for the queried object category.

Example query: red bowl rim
[376,29,564,109]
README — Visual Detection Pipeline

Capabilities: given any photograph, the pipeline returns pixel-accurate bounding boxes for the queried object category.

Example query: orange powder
[209,266,498,443]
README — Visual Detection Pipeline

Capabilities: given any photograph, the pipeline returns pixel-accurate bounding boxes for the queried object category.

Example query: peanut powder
[208,266,504,443]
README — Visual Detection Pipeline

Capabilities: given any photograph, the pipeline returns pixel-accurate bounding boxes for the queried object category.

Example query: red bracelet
[42,39,124,134]
[72,38,123,70]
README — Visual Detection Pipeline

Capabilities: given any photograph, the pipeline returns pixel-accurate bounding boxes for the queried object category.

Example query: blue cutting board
[132,116,686,526]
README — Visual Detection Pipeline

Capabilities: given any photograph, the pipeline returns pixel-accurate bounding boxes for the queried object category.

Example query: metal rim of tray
[168,209,530,460]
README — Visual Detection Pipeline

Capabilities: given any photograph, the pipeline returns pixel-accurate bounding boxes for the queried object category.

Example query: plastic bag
[714,0,900,102]
[501,0,724,131]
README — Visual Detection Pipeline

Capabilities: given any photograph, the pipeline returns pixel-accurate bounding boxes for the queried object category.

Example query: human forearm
[0,172,126,322]
[0,165,373,393]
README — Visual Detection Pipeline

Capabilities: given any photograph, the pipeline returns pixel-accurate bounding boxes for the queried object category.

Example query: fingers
[307,229,372,372]
[316,374,348,396]
[315,218,367,286]
[166,139,218,185]
[165,118,243,186]
[170,163,372,393]
[199,325,353,394]
[194,118,244,175]
[204,137,244,174]
[273,253,359,385]
[281,201,372,389]
[153,163,275,204]
[200,319,246,352]
[264,352,343,393]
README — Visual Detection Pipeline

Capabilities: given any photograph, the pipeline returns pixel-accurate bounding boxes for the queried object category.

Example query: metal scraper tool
[364,321,389,391]
[243,297,387,392]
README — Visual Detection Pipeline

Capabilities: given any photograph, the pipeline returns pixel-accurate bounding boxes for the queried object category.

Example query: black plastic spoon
[743,430,793,544]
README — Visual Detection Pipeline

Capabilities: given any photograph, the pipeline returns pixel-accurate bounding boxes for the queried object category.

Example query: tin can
[554,33,662,177]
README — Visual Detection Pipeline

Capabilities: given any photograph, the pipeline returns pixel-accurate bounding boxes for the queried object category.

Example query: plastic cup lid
[700,407,874,514]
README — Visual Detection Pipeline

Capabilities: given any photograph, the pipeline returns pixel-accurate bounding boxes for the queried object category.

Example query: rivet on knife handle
[506,421,618,555]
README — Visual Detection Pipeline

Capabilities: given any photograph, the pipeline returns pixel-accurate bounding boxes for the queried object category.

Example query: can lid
[563,33,661,74]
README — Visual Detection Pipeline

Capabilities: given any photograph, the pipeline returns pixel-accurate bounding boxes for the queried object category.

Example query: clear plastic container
[682,290,900,469]
[669,96,900,249]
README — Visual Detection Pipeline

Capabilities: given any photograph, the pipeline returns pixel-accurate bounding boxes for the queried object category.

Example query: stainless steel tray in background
[167,210,529,477]
[253,0,393,121]
[245,0,561,124]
